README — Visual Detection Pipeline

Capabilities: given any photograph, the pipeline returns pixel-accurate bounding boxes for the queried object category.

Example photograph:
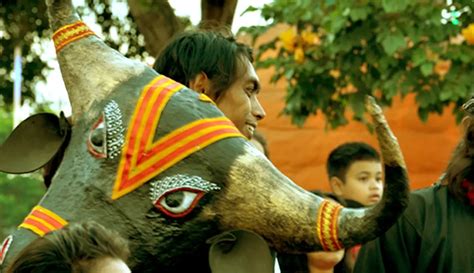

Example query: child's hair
[6,221,130,273]
[326,142,380,182]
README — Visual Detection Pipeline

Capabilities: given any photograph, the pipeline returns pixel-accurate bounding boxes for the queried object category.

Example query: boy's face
[331,160,383,206]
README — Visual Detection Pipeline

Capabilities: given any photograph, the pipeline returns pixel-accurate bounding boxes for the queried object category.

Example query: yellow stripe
[133,124,238,174]
[18,223,46,237]
[129,75,172,168]
[27,215,56,231]
[117,131,242,197]
[132,76,174,162]
[56,31,94,52]
[133,118,234,174]
[54,25,89,47]
[53,22,85,37]
[34,206,68,226]
[115,76,166,193]
[145,82,184,150]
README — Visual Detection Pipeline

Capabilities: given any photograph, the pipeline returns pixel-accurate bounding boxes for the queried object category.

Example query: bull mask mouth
[0,112,70,174]
[207,230,274,273]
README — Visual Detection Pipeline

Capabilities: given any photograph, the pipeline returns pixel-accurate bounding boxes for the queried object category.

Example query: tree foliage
[0,0,236,112]
[0,0,152,111]
[242,0,474,128]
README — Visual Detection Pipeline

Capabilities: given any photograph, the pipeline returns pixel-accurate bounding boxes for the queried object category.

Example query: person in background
[354,99,474,273]
[326,142,383,272]
[6,221,130,273]
[153,30,266,140]
[279,142,383,273]
[327,142,383,207]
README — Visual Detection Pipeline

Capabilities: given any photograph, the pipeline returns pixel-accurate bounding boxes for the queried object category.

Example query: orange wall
[256,71,461,192]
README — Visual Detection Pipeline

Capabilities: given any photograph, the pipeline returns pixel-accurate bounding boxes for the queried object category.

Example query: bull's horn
[337,96,409,246]
[211,96,409,252]
[46,0,147,118]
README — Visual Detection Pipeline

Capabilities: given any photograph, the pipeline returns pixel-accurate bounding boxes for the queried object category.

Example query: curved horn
[46,0,148,118]
[336,96,409,246]
[211,96,409,252]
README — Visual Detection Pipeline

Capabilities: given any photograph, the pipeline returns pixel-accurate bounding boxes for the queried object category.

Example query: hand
[307,249,345,273]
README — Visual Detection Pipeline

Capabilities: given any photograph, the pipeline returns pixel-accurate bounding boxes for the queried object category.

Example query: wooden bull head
[0,0,410,272]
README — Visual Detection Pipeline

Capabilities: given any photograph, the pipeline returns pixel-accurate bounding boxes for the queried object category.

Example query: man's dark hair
[6,221,130,273]
[153,30,253,100]
[326,142,380,182]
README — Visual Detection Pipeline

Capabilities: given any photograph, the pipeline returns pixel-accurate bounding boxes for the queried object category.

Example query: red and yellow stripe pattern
[112,75,243,199]
[316,200,344,251]
[19,206,68,237]
[53,21,95,53]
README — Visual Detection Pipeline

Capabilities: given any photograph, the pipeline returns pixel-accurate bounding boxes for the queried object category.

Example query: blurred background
[0,0,473,240]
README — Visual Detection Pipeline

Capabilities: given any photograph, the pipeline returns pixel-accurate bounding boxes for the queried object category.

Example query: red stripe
[127,77,169,159]
[31,210,64,229]
[121,77,169,182]
[319,202,330,251]
[23,218,51,234]
[0,237,11,256]
[121,127,239,189]
[138,119,234,164]
[55,31,94,51]
[53,23,86,39]
[137,82,178,159]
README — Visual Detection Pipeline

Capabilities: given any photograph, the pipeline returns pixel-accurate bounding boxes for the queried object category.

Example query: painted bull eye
[150,174,221,218]
[157,189,204,217]
[88,116,107,158]
[87,100,124,159]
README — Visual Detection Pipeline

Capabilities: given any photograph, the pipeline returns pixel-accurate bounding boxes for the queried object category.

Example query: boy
[327,142,383,207]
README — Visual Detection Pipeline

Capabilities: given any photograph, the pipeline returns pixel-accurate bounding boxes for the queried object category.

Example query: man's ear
[189,72,212,95]
[329,176,344,197]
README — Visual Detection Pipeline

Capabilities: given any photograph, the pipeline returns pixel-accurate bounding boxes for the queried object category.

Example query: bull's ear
[0,112,70,174]
[208,230,274,273]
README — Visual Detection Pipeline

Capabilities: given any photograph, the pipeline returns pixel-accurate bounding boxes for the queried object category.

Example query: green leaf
[411,48,426,66]
[439,87,453,101]
[349,7,371,21]
[382,0,410,13]
[381,32,406,55]
[420,63,433,76]
[418,107,429,122]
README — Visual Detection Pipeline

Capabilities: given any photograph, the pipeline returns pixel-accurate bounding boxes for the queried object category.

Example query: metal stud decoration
[104,100,125,159]
[150,174,221,203]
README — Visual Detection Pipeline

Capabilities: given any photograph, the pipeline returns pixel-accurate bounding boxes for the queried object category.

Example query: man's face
[335,160,384,206]
[215,59,266,139]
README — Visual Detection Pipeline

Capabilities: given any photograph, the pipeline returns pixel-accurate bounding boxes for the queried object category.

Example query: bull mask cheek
[150,174,221,218]
[87,100,124,159]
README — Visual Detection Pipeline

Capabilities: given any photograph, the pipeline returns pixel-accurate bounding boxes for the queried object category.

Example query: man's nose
[252,97,266,121]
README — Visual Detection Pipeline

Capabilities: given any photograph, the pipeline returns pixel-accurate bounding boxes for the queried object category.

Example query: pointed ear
[329,176,345,197]
[189,72,212,96]
[0,113,71,174]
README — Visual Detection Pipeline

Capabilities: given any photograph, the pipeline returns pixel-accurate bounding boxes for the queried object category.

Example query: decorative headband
[316,200,343,251]
[18,205,68,237]
[52,21,95,53]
